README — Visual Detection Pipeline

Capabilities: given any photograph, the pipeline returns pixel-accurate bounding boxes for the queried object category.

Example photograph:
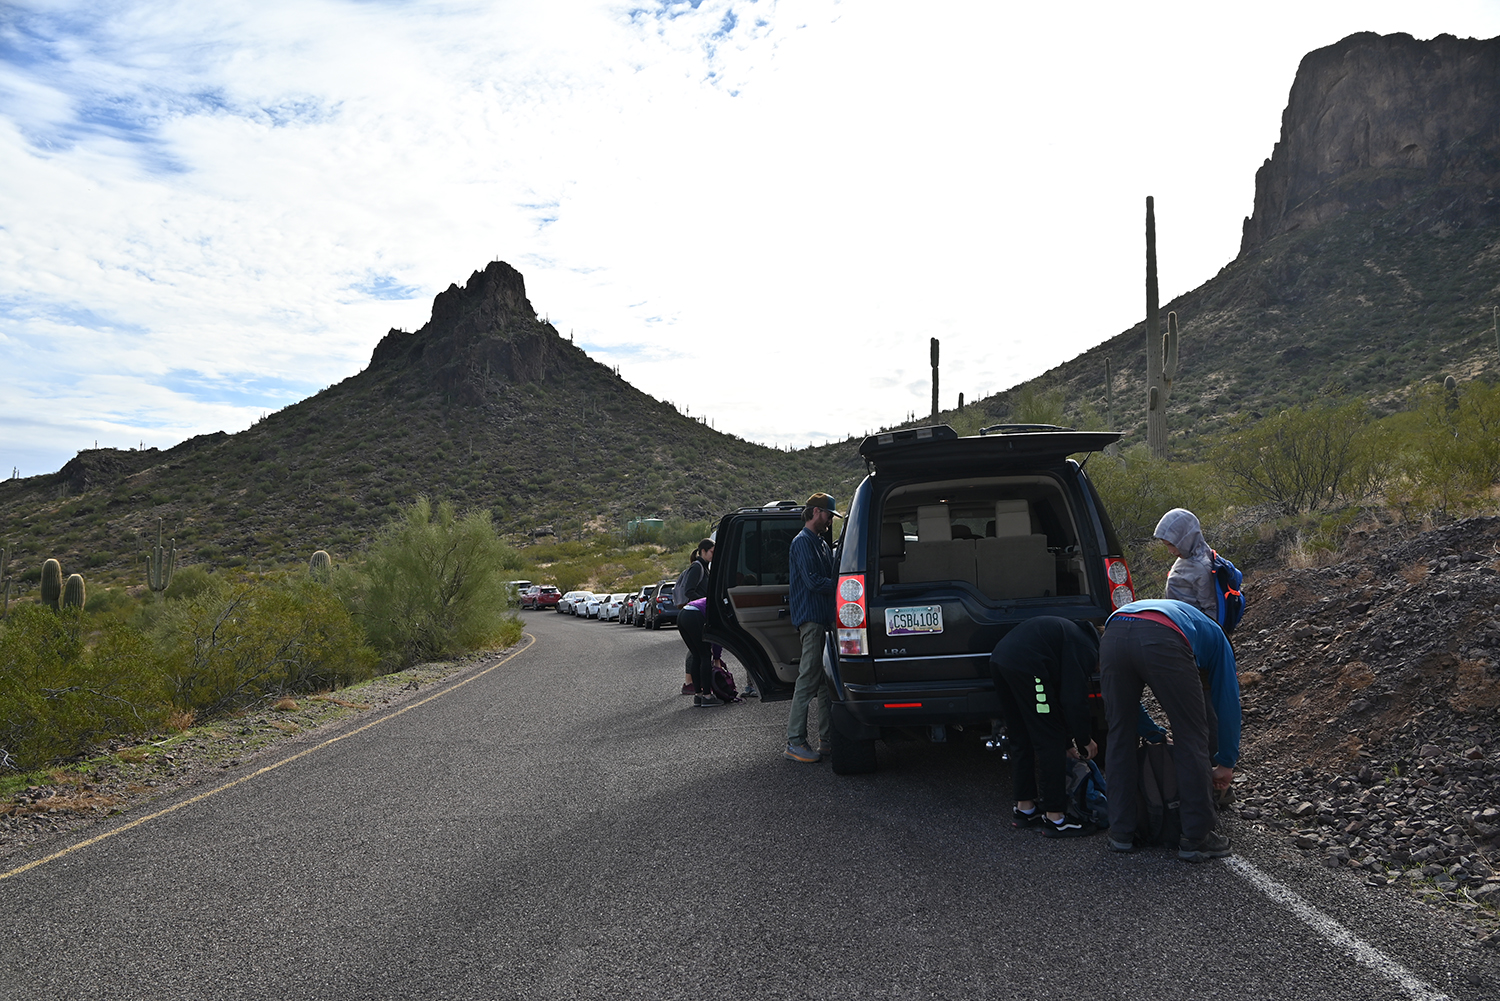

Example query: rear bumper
[837,680,1003,731]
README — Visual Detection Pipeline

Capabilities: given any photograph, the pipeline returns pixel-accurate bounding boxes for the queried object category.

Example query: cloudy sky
[3,1,1499,476]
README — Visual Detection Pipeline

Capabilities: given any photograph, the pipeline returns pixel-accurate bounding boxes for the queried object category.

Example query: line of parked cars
[523,581,681,628]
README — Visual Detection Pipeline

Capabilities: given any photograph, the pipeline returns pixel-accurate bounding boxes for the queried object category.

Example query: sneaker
[698,693,723,707]
[1041,816,1094,839]
[1107,834,1138,853]
[681,683,695,695]
[783,741,821,763]
[742,686,758,698]
[1012,808,1044,830]
[1178,831,1233,862]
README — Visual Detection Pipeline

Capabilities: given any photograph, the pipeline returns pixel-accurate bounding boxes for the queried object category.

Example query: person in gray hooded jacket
[1153,508,1218,620]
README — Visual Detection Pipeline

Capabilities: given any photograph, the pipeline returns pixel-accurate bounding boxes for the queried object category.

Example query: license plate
[885,605,944,635]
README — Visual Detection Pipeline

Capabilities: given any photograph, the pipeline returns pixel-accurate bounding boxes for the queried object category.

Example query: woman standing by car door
[675,539,717,705]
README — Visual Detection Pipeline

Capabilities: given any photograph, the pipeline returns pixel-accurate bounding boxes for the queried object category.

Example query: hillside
[939,31,1500,455]
[0,262,864,588]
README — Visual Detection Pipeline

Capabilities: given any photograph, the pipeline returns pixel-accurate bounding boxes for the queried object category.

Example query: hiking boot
[698,693,723,707]
[783,741,821,763]
[1041,816,1094,839]
[1107,834,1138,853]
[1178,831,1233,862]
[681,683,695,695]
[1012,808,1044,830]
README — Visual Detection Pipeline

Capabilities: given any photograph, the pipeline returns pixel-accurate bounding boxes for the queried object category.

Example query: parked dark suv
[644,580,678,629]
[704,424,1135,774]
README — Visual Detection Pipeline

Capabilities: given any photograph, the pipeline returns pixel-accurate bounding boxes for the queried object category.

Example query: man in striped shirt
[784,492,841,763]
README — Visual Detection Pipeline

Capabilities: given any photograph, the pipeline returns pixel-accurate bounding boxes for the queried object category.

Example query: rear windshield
[876,475,1090,600]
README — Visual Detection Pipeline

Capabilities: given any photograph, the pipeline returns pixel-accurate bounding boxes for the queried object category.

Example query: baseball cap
[805,492,844,518]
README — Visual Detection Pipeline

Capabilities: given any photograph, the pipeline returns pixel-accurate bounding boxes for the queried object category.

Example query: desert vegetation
[0,498,523,774]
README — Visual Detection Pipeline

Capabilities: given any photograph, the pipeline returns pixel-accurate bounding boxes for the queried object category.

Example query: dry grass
[271,697,299,711]
[309,695,370,710]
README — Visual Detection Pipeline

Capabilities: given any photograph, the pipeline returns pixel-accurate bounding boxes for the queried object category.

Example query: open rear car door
[704,506,807,701]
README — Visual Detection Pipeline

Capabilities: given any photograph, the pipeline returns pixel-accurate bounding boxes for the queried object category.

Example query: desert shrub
[153,575,377,715]
[0,606,172,770]
[358,498,524,666]
[1010,385,1067,426]
[1395,380,1500,511]
[165,565,215,601]
[1209,399,1383,515]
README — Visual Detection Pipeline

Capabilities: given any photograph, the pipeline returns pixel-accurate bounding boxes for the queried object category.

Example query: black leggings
[995,670,1071,812]
[677,606,712,693]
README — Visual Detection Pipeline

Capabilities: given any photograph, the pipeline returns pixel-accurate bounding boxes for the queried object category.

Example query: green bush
[358,498,524,666]
[0,606,172,770]
[153,575,377,715]
[1209,399,1383,515]
[1396,380,1500,511]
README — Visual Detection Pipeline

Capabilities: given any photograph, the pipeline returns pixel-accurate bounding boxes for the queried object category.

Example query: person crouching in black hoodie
[991,616,1100,838]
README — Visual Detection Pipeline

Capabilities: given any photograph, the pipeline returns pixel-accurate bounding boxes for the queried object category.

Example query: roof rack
[977,423,1072,436]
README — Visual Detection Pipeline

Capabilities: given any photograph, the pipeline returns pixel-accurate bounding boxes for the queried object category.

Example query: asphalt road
[2,610,1496,1000]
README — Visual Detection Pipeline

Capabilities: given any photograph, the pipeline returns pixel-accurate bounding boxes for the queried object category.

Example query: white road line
[1226,856,1453,1001]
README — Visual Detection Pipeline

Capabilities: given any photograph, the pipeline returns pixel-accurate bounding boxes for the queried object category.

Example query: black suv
[704,424,1135,774]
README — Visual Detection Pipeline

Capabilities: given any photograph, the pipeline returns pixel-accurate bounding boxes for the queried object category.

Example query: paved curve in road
[2,611,1496,1000]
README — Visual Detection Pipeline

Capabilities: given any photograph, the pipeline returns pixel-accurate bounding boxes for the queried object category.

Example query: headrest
[994,499,1031,536]
[916,504,951,541]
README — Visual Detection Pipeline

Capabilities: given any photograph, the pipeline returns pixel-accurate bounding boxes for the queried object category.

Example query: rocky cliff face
[1239,32,1500,257]
[368,260,577,402]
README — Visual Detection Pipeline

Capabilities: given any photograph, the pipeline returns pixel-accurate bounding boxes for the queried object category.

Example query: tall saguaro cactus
[930,338,940,421]
[146,519,176,597]
[1145,197,1180,457]
[1,545,10,621]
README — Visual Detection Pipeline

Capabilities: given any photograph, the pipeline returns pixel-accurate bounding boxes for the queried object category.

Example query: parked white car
[601,593,629,621]
[583,594,607,618]
[558,590,592,615]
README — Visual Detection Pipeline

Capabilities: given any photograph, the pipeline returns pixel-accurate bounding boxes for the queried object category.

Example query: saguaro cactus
[1105,357,1115,429]
[1145,197,1181,457]
[41,558,63,611]
[930,338,940,421]
[309,550,332,580]
[146,519,176,597]
[1,545,10,621]
[62,573,86,610]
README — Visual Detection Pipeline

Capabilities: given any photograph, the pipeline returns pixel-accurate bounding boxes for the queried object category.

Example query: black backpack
[1137,740,1182,847]
[674,559,707,606]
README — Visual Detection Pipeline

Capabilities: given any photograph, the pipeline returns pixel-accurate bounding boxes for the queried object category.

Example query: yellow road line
[0,632,538,883]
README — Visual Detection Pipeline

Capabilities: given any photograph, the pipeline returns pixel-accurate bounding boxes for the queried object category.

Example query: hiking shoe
[1041,816,1094,839]
[1012,808,1044,830]
[1107,835,1138,853]
[698,693,723,707]
[783,741,821,763]
[1178,831,1233,862]
[742,686,758,698]
[681,683,695,695]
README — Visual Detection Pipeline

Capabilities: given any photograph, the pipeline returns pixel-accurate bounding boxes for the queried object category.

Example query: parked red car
[521,585,561,610]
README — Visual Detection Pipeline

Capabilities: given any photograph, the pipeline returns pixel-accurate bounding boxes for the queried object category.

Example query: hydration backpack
[1210,549,1245,635]
[1064,758,1109,828]
[1137,739,1182,847]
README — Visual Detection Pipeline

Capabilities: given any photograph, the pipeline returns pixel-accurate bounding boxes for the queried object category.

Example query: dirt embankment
[1229,515,1500,943]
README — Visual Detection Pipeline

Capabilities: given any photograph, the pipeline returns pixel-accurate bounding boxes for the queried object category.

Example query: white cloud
[2,0,1499,476]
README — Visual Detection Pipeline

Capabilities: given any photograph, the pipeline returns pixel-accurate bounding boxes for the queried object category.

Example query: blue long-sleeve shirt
[1109,598,1242,768]
[788,526,835,628]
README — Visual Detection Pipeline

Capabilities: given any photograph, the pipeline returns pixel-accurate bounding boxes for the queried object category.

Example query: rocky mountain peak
[366,260,579,400]
[1238,31,1500,258]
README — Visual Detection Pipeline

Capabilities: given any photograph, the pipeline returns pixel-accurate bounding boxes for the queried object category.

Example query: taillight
[1105,557,1135,609]
[837,573,867,655]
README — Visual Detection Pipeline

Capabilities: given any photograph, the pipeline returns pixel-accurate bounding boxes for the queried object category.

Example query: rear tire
[830,726,878,775]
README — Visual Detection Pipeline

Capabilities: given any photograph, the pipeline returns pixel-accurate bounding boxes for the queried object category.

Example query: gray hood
[1153,508,1210,561]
